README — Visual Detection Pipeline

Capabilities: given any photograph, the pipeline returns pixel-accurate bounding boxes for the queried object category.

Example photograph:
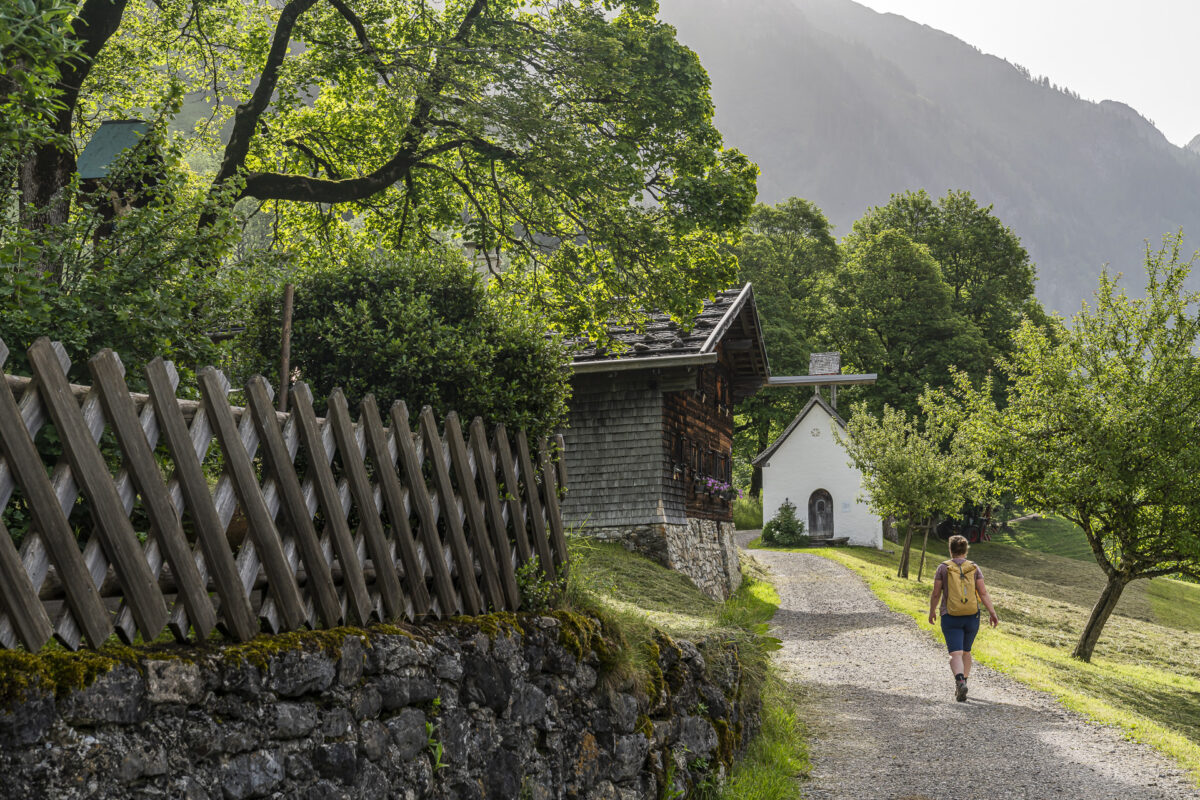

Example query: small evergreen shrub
[762,499,809,547]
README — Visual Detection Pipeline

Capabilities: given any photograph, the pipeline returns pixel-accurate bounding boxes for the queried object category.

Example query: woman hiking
[928,534,999,701]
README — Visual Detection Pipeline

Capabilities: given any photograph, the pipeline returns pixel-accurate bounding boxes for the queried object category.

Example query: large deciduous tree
[732,198,838,495]
[3,0,757,334]
[849,189,1038,363]
[937,235,1200,661]
[831,228,987,415]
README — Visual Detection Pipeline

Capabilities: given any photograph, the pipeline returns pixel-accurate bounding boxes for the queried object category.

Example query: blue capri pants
[941,612,980,653]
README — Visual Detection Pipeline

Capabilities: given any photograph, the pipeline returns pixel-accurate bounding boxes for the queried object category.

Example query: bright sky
[852,0,1200,147]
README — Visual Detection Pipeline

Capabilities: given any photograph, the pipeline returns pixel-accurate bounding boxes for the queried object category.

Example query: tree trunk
[18,146,74,277]
[916,521,931,582]
[750,464,762,499]
[1073,573,1130,661]
[897,521,914,579]
[15,0,133,280]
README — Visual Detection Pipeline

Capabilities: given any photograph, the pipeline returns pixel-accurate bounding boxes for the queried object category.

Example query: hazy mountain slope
[660,0,1200,312]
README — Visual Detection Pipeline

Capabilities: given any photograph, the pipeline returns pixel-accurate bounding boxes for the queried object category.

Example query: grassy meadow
[751,524,1200,784]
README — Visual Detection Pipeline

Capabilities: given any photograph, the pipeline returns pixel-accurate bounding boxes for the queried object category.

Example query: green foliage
[735,198,839,375]
[933,234,1200,659]
[515,556,565,613]
[732,495,763,530]
[7,0,758,338]
[839,398,986,576]
[243,246,570,440]
[0,134,248,385]
[0,0,78,147]
[831,228,988,416]
[849,190,1038,364]
[715,675,810,800]
[761,499,809,548]
[732,199,839,492]
[425,720,447,771]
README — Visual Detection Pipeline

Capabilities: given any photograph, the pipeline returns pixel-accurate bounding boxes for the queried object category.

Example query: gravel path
[741,539,1198,800]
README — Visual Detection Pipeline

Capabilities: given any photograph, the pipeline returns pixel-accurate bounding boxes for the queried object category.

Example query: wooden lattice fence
[0,337,568,652]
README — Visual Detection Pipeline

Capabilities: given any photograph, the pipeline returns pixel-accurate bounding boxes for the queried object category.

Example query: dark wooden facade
[663,351,737,522]
[562,286,769,532]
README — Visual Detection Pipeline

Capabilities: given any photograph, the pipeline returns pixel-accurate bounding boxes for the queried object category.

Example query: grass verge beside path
[715,676,811,800]
[566,538,811,799]
[749,539,1200,786]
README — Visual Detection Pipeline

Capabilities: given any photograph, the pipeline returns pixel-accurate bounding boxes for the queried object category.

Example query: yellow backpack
[943,559,979,615]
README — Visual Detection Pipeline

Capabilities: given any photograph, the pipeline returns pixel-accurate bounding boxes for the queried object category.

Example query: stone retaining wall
[585,520,742,601]
[0,614,758,800]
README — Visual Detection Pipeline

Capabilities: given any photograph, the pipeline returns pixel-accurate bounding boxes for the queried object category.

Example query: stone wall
[0,615,758,800]
[586,520,742,601]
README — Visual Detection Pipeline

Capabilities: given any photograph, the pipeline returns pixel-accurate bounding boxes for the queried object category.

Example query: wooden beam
[766,374,878,387]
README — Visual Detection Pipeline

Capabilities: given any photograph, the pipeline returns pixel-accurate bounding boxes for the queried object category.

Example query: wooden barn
[560,285,770,599]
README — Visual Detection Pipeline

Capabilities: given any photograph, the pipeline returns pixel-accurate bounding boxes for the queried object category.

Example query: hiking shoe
[955,678,968,702]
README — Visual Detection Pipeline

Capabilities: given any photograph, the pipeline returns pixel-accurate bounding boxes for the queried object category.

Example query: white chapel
[752,392,882,549]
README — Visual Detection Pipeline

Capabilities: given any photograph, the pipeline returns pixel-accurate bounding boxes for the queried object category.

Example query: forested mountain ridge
[659,0,1200,313]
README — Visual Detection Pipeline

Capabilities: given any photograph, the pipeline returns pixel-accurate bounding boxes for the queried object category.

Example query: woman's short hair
[948,535,969,556]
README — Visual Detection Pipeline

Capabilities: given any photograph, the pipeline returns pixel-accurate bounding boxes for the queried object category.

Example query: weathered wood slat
[89,350,217,640]
[419,406,483,616]
[198,367,305,632]
[382,423,434,590]
[247,377,341,628]
[361,396,430,618]
[391,402,457,617]
[9,343,106,648]
[292,383,374,626]
[210,375,281,632]
[0,343,70,513]
[146,359,258,642]
[0,343,74,649]
[493,424,533,566]
[516,430,556,582]
[0,351,112,648]
[102,361,183,645]
[253,388,328,630]
[468,417,520,610]
[327,390,404,620]
[539,438,569,578]
[0,515,52,650]
[244,394,318,629]
[0,342,54,651]
[445,412,505,611]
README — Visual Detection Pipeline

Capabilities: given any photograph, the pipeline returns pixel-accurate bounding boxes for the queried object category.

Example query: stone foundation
[586,519,742,601]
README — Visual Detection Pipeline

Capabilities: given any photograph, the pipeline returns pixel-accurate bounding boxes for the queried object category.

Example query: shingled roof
[568,284,770,398]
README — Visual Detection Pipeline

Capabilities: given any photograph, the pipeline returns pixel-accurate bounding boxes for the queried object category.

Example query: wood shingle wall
[560,374,665,529]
